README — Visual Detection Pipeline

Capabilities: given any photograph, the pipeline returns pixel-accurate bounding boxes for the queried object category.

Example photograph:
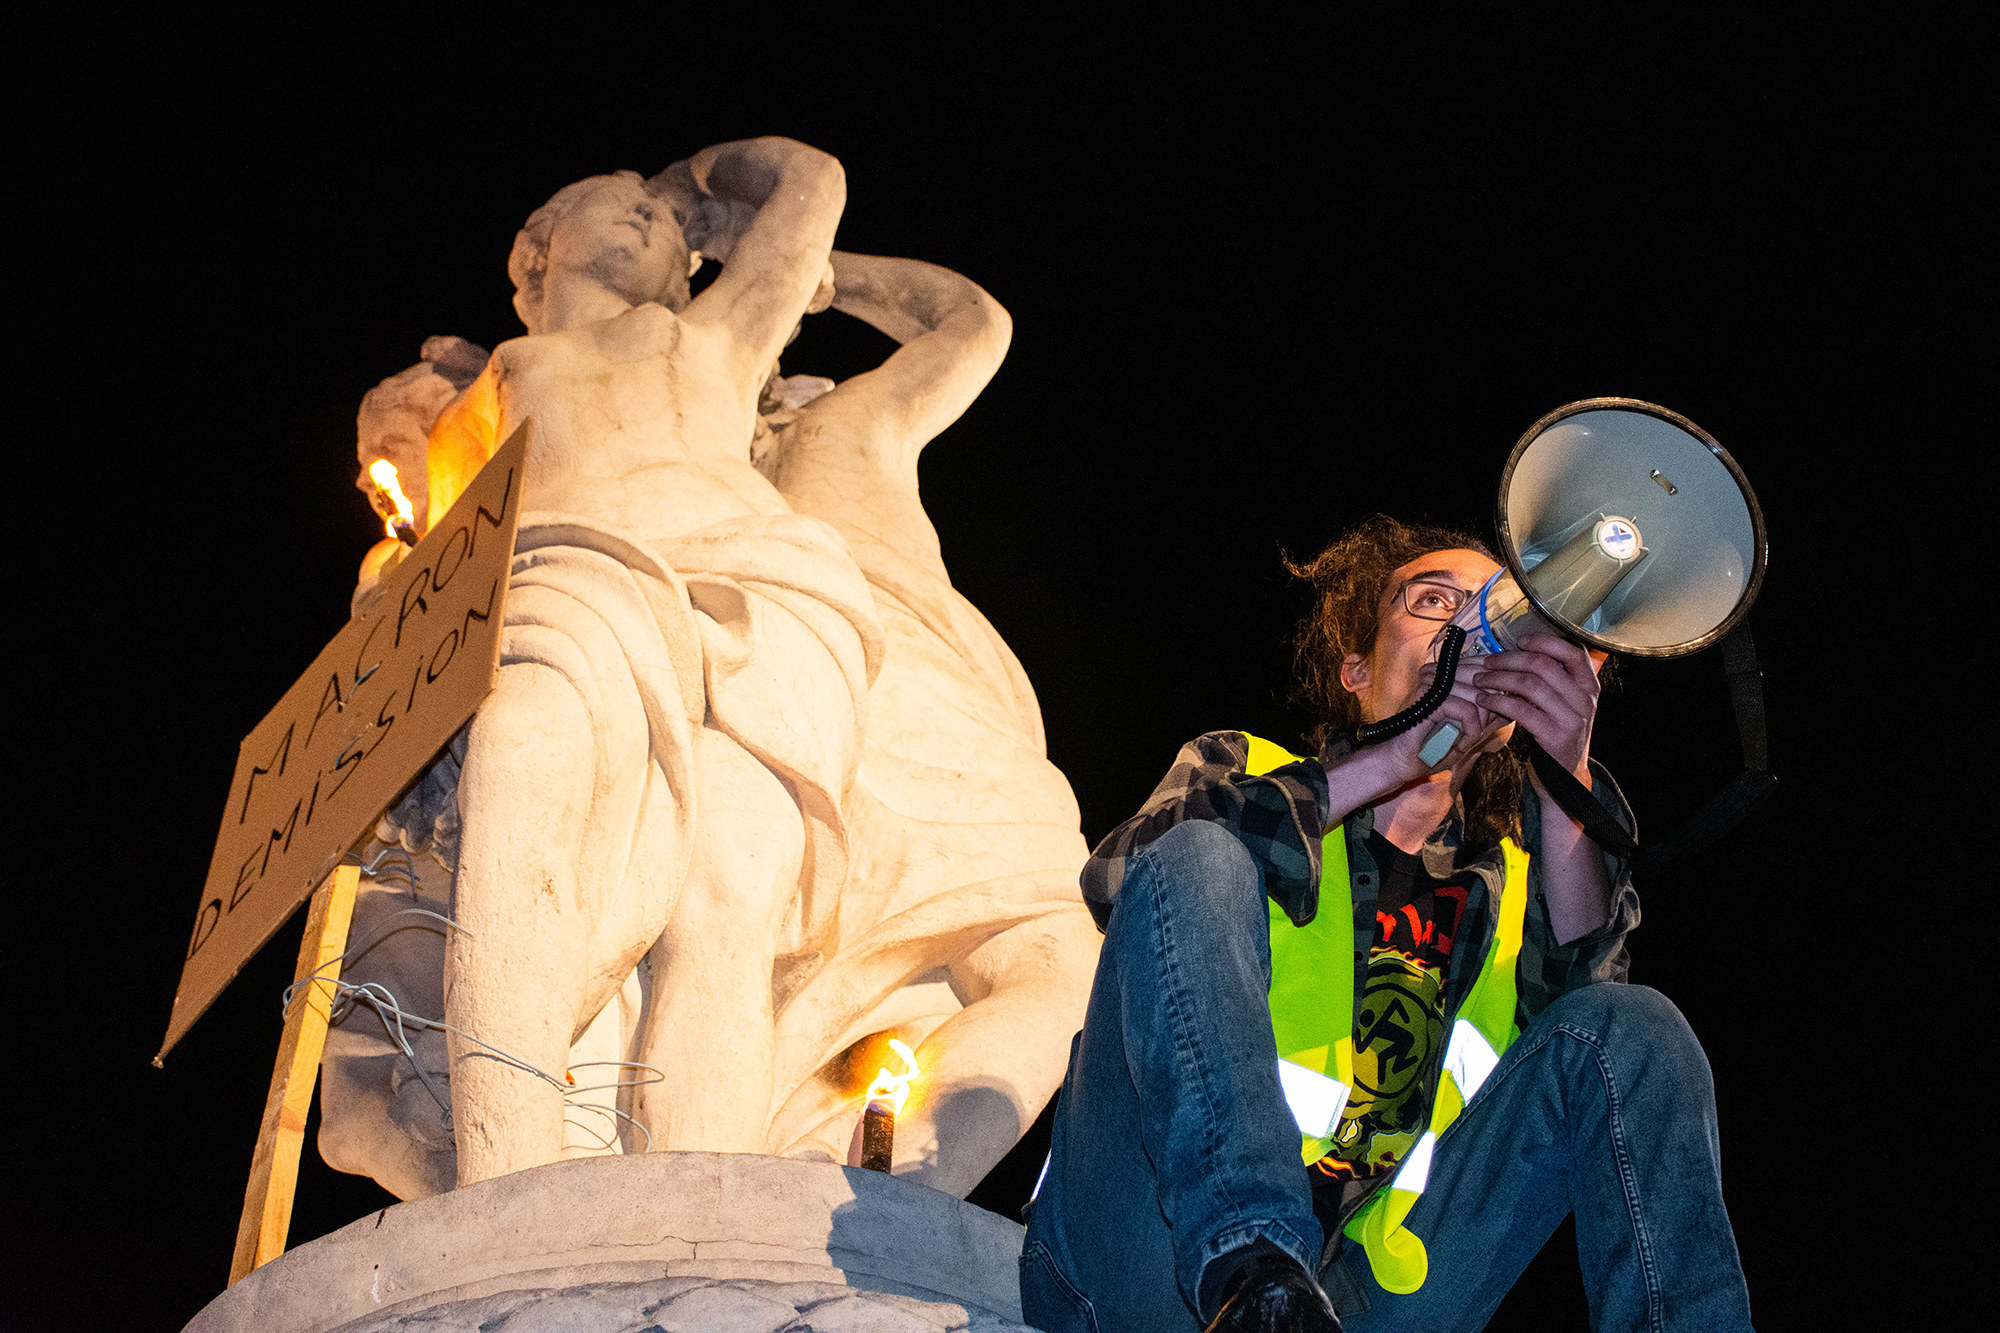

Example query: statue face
[545,176,690,311]
[362,396,440,467]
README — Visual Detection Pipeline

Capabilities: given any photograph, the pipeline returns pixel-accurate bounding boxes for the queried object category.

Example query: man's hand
[1472,634,1604,786]
[1475,633,1614,943]
[1321,664,1507,821]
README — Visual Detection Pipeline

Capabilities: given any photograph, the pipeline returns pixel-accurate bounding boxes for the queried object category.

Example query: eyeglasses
[1396,578,1475,622]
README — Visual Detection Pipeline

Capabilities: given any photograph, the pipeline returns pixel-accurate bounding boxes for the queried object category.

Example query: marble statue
[751,250,1099,1192]
[318,139,1097,1202]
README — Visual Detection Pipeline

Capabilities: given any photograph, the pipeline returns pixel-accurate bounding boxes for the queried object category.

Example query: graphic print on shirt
[1316,854,1467,1186]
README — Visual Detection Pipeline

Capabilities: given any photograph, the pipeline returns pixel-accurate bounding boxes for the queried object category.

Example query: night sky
[16,12,1970,1328]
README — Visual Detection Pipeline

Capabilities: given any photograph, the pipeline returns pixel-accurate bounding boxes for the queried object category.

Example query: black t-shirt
[1308,831,1474,1233]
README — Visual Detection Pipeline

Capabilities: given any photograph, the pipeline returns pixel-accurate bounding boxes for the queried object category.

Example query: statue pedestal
[186,1152,1037,1332]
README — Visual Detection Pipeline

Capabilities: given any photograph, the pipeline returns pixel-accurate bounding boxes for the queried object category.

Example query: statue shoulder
[507,304,696,374]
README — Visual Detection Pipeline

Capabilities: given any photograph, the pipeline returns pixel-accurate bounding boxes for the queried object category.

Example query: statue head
[355,336,489,533]
[508,171,693,333]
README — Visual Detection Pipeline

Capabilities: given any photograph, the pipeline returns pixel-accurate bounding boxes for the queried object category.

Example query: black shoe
[1202,1252,1343,1333]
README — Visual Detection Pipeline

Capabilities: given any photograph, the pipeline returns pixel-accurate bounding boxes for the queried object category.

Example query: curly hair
[1287,514,1525,854]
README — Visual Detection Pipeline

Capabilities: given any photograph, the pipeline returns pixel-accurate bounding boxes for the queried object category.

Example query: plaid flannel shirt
[1079,730,1639,1026]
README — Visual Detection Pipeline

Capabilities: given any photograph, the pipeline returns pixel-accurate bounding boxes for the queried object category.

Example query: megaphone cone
[1351,398,1777,868]
[1498,398,1767,657]
[1384,399,1768,771]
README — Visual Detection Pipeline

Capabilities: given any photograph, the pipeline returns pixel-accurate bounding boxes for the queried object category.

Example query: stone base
[187,1152,1037,1332]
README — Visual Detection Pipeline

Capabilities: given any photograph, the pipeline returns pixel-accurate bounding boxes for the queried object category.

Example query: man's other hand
[1473,634,1606,786]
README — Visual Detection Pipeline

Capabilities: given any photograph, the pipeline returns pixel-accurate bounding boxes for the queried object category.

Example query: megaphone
[1496,396,1767,657]
[1353,398,1773,866]
[1409,397,1768,765]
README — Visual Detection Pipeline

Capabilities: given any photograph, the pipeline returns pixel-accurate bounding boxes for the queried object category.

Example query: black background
[14,9,1972,1328]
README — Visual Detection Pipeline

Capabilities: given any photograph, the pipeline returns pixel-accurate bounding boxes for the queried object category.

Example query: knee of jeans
[1551,983,1712,1089]
[1131,820,1265,923]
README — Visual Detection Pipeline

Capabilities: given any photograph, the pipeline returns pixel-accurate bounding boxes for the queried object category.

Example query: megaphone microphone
[1355,397,1773,867]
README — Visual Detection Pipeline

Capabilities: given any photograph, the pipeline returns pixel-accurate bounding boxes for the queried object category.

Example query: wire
[282,908,663,1152]
[284,907,477,1017]
[564,1115,620,1151]
[562,1095,659,1153]
[356,846,421,895]
[562,1060,668,1097]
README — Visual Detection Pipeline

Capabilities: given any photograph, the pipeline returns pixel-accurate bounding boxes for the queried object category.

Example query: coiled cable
[1351,624,1466,748]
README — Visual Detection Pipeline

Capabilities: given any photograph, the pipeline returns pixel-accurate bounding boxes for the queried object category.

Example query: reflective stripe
[1392,1131,1437,1194]
[1443,1018,1501,1102]
[1029,1149,1052,1202]
[1277,1057,1351,1138]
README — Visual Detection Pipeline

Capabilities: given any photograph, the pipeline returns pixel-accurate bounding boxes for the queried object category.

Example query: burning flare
[865,1037,920,1115]
[368,459,418,543]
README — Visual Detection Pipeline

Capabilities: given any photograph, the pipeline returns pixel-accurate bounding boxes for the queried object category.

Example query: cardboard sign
[158,425,528,1061]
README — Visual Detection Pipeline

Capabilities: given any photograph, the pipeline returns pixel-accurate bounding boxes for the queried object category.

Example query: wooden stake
[228,863,360,1285]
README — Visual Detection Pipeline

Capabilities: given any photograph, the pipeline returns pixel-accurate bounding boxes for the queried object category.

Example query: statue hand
[646,160,702,229]
[688,196,757,264]
[806,261,836,313]
[646,159,752,264]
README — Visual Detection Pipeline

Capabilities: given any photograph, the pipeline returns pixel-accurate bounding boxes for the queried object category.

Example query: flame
[864,1037,920,1117]
[368,459,417,542]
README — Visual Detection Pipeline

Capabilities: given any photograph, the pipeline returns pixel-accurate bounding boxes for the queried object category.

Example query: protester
[1021,515,1753,1332]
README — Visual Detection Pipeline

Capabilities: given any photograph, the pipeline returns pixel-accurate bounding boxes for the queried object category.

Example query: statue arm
[663,138,845,370]
[791,252,1013,478]
[759,254,1009,576]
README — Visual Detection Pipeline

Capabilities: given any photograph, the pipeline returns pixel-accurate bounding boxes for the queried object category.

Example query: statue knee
[471,663,593,757]
[458,665,599,882]
[317,1039,456,1201]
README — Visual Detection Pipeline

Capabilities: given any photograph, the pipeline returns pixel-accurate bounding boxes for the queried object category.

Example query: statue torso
[493,303,788,540]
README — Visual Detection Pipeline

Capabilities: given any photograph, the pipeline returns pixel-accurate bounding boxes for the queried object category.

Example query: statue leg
[318,872,457,1200]
[633,726,804,1152]
[447,662,598,1185]
[900,907,1101,1197]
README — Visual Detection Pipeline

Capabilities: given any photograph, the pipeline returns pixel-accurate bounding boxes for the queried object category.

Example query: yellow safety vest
[1242,735,1529,1296]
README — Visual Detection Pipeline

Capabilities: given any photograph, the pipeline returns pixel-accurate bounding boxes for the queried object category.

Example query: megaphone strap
[1522,736,1641,863]
[1719,623,1769,772]
[1637,769,1778,871]
[1526,620,1775,873]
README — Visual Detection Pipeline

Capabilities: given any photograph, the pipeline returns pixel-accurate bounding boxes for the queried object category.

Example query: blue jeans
[1020,820,1753,1333]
